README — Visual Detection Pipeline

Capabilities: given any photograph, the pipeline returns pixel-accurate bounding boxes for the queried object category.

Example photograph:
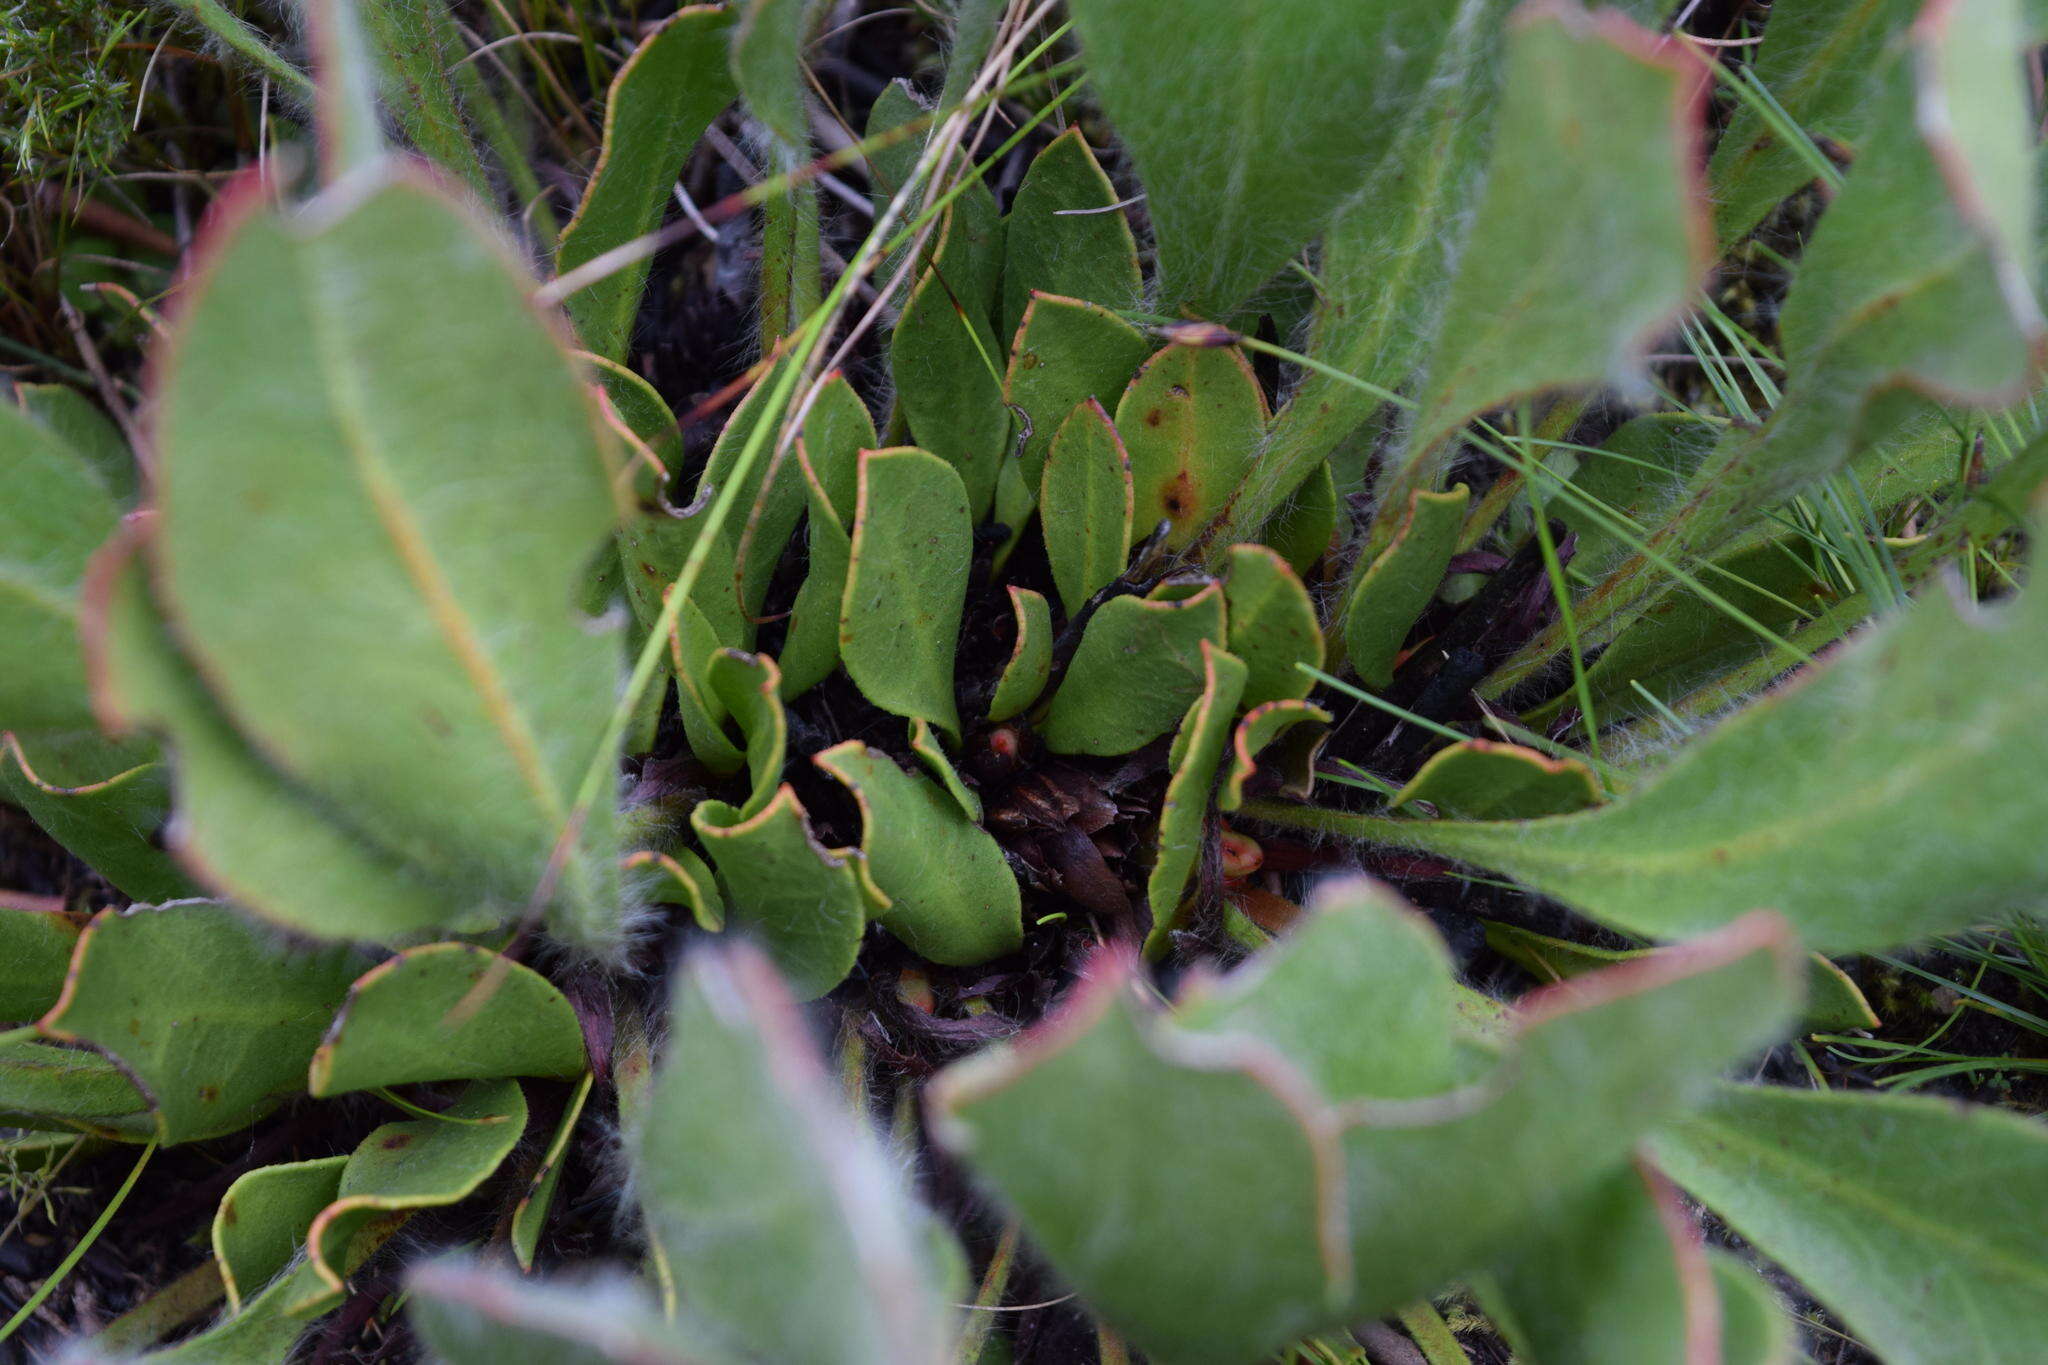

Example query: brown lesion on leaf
[1159,471,1200,520]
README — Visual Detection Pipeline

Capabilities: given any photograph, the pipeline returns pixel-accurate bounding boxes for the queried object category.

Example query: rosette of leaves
[6,0,2048,1361]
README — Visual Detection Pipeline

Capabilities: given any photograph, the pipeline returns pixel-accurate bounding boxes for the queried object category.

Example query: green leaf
[778,440,859,699]
[141,168,628,951]
[1551,412,1720,580]
[0,740,191,904]
[1712,1252,1798,1365]
[1654,1084,2048,1365]
[410,1258,717,1365]
[0,1038,150,1133]
[1494,3,2045,688]
[815,742,1022,965]
[864,79,923,213]
[1709,0,1917,247]
[39,902,363,1143]
[1270,536,2048,953]
[94,508,499,943]
[1064,0,1462,315]
[690,786,868,1000]
[1485,922,1880,1036]
[934,885,1800,1363]
[1523,540,1827,731]
[841,448,971,741]
[1717,0,2040,517]
[1040,398,1135,617]
[582,351,684,472]
[1389,740,1601,820]
[1234,0,1510,541]
[213,1155,349,1312]
[730,0,821,153]
[1260,459,1339,577]
[135,1269,319,1363]
[907,716,982,823]
[1340,485,1469,690]
[1116,343,1268,551]
[706,649,788,821]
[758,180,823,354]
[511,1071,594,1271]
[1143,643,1248,957]
[0,396,131,784]
[1004,292,1151,493]
[646,370,874,650]
[15,382,136,503]
[308,943,587,1097]
[986,586,1053,724]
[1404,5,1708,471]
[1039,579,1226,755]
[1218,700,1330,812]
[1222,545,1321,707]
[627,847,725,932]
[291,1078,528,1316]
[0,903,79,1021]
[632,945,961,1364]
[999,129,1143,343]
[1483,1163,1718,1365]
[891,198,1010,517]
[1173,880,1468,1103]
[554,6,735,358]
[361,0,492,200]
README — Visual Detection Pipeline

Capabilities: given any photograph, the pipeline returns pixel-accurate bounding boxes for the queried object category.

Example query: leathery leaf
[705,649,787,821]
[143,167,627,951]
[1390,740,1602,820]
[39,901,363,1144]
[999,128,1143,342]
[0,903,82,1022]
[1219,700,1331,812]
[932,883,1801,1363]
[0,740,189,905]
[690,786,868,1000]
[308,942,587,1097]
[891,191,1009,516]
[986,586,1053,724]
[815,742,1021,966]
[778,439,856,699]
[1004,292,1150,492]
[555,7,736,360]
[511,1071,595,1271]
[213,1155,350,1312]
[1143,643,1248,958]
[1222,545,1321,706]
[290,1078,528,1317]
[631,945,961,1364]
[840,447,971,742]
[1340,485,1468,690]
[0,398,134,782]
[1116,342,1268,551]
[0,1038,151,1135]
[1040,397,1135,618]
[1039,579,1226,755]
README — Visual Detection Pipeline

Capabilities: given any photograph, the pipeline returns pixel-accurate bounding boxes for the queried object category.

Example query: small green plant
[4,0,2048,1361]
